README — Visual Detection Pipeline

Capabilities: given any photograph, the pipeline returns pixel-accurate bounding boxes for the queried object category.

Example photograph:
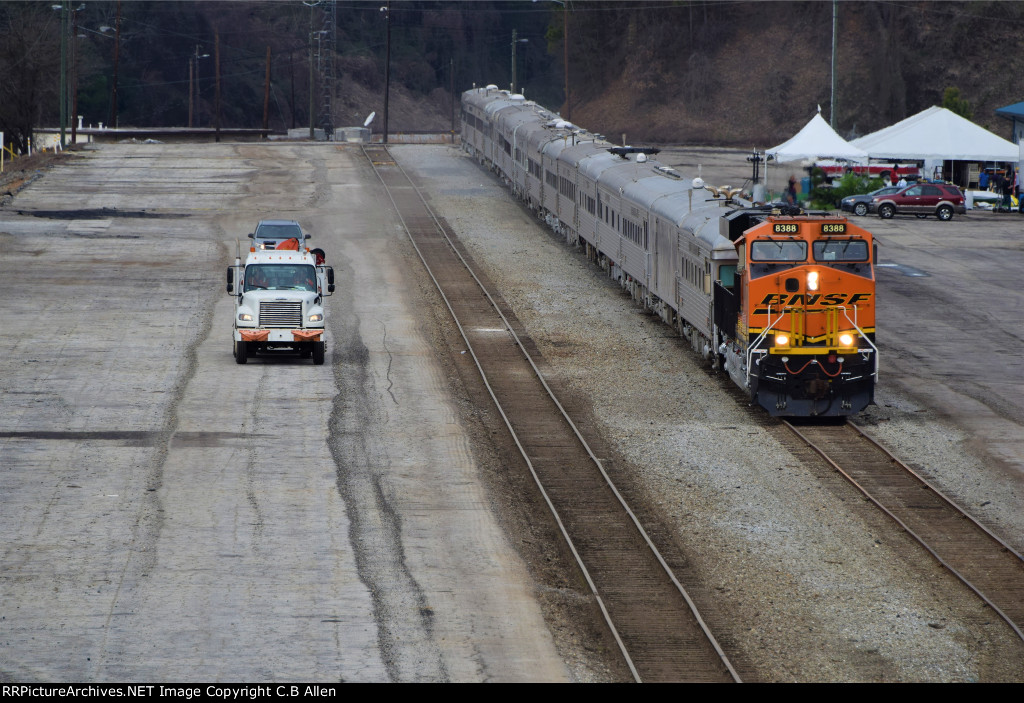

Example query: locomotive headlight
[807,270,820,291]
[839,333,855,347]
[775,334,790,347]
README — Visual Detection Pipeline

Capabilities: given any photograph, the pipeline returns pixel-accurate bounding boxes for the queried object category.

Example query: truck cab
[226,248,334,364]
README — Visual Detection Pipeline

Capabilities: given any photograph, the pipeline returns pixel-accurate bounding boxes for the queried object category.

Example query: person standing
[785,175,798,205]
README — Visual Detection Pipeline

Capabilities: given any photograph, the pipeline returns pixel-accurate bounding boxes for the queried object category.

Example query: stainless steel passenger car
[461,85,739,360]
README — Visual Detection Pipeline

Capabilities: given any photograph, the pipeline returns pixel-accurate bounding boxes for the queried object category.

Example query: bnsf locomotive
[461,85,877,417]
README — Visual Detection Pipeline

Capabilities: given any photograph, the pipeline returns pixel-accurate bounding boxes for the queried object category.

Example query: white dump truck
[226,245,334,365]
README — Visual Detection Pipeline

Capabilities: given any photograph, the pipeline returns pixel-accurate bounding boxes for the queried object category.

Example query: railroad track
[362,144,740,683]
[784,419,1024,642]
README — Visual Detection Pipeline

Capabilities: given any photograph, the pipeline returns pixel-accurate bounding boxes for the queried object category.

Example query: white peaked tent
[767,111,868,163]
[851,106,1018,178]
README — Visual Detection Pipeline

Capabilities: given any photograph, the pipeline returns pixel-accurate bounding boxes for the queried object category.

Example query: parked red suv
[869,182,966,220]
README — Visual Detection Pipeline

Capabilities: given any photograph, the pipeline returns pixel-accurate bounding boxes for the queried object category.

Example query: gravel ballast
[393,144,1024,682]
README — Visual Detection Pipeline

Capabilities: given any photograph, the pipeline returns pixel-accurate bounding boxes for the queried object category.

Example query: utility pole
[214,31,221,142]
[71,3,80,145]
[263,46,271,138]
[830,0,837,128]
[305,1,317,139]
[318,1,336,140]
[383,2,391,144]
[59,1,68,148]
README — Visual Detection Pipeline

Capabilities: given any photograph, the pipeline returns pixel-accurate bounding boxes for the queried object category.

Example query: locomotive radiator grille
[259,301,303,328]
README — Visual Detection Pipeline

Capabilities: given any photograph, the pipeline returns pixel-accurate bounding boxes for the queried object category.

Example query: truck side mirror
[326,267,335,294]
[304,234,311,240]
[247,232,254,239]
[226,267,234,293]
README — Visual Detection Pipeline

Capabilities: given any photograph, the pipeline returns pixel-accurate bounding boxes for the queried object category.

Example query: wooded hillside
[2,1,1021,151]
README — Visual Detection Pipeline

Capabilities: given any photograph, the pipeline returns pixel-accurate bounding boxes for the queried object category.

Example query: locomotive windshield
[750,240,807,262]
[813,240,869,262]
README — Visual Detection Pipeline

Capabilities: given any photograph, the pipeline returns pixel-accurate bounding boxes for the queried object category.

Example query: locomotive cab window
[813,239,869,262]
[750,240,807,262]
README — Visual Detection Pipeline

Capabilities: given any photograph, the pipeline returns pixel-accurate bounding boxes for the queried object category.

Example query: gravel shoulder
[393,144,1024,682]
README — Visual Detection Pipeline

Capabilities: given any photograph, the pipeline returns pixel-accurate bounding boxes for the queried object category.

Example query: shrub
[810,170,884,209]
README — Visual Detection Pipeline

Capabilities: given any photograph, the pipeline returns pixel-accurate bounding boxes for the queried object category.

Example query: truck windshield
[244,264,317,292]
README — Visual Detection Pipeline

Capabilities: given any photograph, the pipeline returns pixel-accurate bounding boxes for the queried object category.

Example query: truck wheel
[235,340,248,364]
[313,341,325,365]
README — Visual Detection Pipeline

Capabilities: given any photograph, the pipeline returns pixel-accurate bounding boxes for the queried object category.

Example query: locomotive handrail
[745,306,786,387]
[840,306,880,382]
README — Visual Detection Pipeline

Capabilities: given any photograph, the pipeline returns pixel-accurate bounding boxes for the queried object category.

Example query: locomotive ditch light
[807,270,820,291]
[839,333,855,347]
[775,334,790,347]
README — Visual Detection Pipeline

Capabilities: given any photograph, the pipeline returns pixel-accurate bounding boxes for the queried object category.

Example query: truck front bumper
[236,329,324,343]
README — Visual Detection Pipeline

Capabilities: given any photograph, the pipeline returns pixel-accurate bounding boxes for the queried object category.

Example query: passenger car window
[904,186,923,196]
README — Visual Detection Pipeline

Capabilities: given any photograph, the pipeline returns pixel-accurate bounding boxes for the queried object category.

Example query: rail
[363,143,741,682]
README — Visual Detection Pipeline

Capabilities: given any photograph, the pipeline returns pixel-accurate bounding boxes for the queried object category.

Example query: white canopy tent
[851,106,1018,184]
[767,111,868,163]
[763,111,867,201]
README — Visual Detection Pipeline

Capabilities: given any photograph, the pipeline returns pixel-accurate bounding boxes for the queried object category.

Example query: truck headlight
[308,313,323,323]
[238,313,253,322]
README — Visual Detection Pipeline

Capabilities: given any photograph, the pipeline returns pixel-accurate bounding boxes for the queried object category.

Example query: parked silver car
[248,219,309,249]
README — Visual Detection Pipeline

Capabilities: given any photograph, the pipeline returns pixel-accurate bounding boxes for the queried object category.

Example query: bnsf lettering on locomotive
[759,293,872,306]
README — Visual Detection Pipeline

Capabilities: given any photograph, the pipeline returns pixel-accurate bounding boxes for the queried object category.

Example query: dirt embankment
[0,149,76,203]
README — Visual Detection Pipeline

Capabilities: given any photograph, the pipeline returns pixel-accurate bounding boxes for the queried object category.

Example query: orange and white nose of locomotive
[739,216,876,416]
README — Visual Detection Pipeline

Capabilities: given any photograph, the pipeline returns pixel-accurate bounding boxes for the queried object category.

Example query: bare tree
[0,3,61,154]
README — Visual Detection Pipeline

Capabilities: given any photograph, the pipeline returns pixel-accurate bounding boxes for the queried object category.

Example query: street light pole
[59,1,68,148]
[110,0,120,129]
[190,46,209,128]
[304,1,319,140]
[511,30,528,95]
[563,2,569,120]
[544,0,570,120]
